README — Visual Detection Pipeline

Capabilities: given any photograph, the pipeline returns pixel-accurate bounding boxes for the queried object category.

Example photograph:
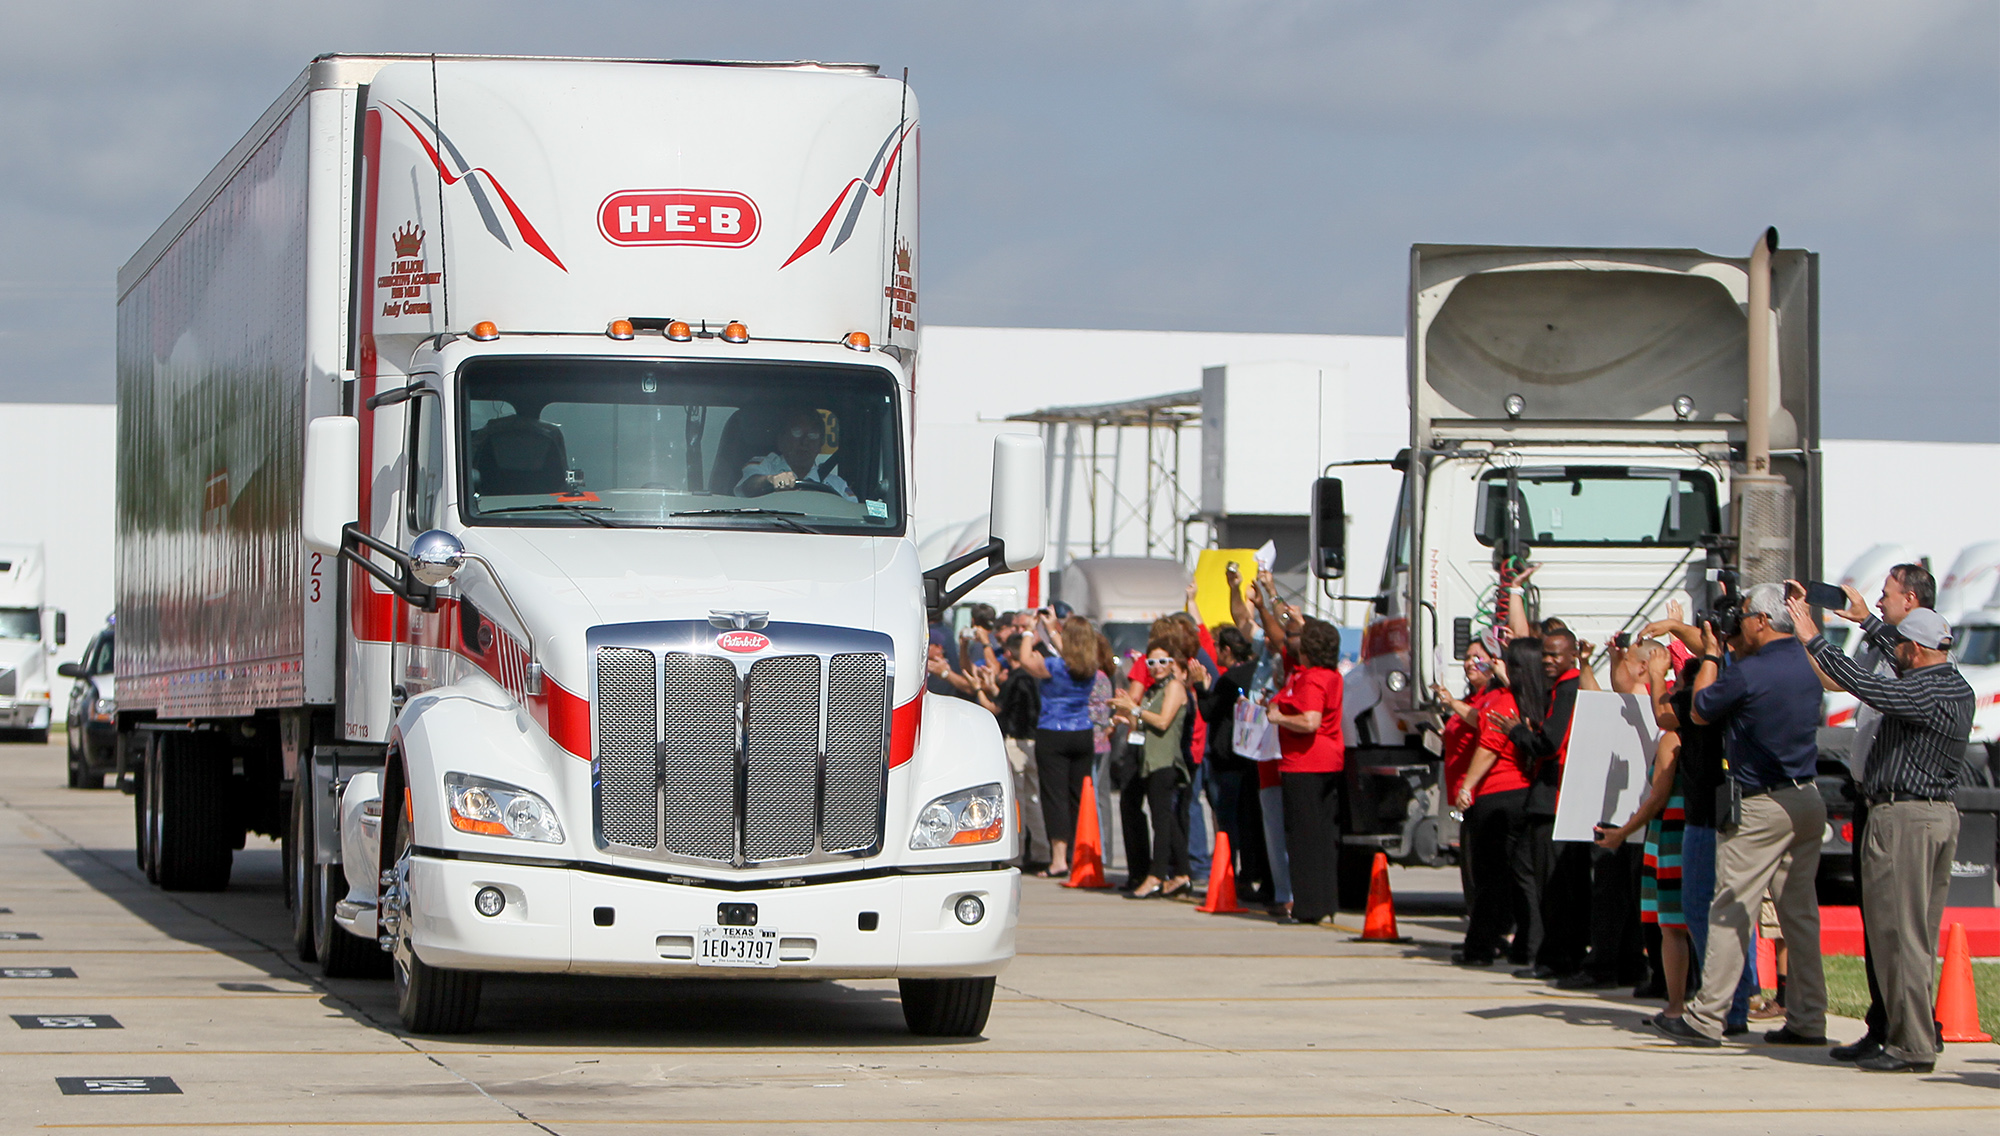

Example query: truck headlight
[909,783,1006,849]
[444,773,564,843]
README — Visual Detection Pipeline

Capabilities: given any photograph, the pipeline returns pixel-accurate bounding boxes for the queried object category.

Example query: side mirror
[52,610,66,648]
[1309,476,1346,580]
[57,662,84,680]
[988,434,1046,572]
[409,530,466,586]
[302,416,360,555]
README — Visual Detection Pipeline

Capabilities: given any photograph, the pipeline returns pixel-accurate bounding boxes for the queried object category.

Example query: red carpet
[1820,906,2000,957]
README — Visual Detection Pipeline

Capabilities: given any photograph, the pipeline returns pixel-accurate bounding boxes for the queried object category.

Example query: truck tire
[288,785,317,963]
[153,733,234,892]
[385,770,481,1032]
[898,977,995,1037]
[315,859,387,978]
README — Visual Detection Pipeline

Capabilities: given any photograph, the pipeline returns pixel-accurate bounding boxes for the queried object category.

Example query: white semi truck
[116,55,1043,1036]
[1311,239,1821,898]
[0,543,65,742]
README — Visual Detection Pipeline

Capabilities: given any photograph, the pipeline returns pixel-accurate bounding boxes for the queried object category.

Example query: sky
[0,1,1993,440]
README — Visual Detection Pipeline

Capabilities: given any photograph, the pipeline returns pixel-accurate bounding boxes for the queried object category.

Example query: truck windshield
[456,357,903,534]
[1953,625,2000,668]
[1475,466,1718,548]
[0,608,37,640]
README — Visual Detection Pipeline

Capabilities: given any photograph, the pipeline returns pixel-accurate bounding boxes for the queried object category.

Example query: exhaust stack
[1733,226,1793,588]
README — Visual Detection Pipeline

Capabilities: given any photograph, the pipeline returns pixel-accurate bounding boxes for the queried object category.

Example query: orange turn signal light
[721,321,750,344]
[842,331,871,351]
[665,320,693,342]
[469,320,499,341]
[606,319,635,340]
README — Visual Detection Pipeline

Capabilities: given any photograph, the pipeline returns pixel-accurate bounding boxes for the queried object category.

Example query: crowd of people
[932,556,1978,1073]
[1439,561,1976,1074]
[925,565,1350,923]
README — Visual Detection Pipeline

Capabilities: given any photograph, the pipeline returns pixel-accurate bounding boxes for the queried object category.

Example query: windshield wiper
[478,503,617,527]
[669,508,822,535]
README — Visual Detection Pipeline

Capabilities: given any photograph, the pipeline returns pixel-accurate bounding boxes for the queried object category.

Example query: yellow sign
[1191,549,1263,629]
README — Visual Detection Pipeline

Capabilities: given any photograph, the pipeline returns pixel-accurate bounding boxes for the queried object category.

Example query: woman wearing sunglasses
[1111,638,1193,899]
[1263,619,1348,924]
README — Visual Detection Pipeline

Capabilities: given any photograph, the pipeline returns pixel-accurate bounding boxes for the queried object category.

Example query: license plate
[696,925,778,968]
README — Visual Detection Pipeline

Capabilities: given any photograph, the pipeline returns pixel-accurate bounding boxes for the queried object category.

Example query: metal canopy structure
[1008,390,1206,582]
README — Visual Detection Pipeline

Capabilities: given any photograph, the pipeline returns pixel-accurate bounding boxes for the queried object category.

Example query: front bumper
[400,856,1018,979]
[0,700,50,729]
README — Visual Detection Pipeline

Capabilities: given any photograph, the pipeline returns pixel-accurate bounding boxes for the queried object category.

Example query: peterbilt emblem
[708,610,770,630]
[715,630,771,654]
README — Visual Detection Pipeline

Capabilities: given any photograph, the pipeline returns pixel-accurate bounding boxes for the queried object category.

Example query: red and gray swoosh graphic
[781,121,915,269]
[385,101,567,273]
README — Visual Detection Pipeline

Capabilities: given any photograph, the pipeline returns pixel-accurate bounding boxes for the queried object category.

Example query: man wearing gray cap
[1788,590,1975,1073]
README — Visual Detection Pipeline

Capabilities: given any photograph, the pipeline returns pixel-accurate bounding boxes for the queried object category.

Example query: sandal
[1126,877,1163,899]
[1159,876,1192,899]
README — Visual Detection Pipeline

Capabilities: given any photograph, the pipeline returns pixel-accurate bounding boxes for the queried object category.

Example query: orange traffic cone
[1935,922,1992,1043]
[1197,831,1243,913]
[1756,928,1777,994]
[1351,851,1410,943]
[1061,775,1110,889]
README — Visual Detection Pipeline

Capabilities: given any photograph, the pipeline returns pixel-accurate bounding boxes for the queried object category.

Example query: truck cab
[0,544,65,743]
[1318,242,1820,886]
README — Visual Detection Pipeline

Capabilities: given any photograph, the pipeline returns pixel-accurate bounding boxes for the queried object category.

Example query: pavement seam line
[994,980,1232,1052]
[3,788,567,1136]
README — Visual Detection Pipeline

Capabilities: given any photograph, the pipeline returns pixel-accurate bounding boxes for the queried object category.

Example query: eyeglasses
[786,426,824,441]
[1145,657,1174,668]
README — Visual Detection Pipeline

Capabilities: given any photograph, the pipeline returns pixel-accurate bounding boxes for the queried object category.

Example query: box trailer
[116,54,1043,1035]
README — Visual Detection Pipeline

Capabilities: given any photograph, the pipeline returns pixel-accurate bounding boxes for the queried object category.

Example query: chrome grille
[823,654,889,853]
[594,647,658,849]
[591,624,891,867]
[658,653,740,862]
[742,656,821,861]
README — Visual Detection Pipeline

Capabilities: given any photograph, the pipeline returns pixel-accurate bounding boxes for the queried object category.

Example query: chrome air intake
[588,621,893,867]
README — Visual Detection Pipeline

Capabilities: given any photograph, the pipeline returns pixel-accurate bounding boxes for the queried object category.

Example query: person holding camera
[1789,586,1973,1073]
[1654,582,1828,1048]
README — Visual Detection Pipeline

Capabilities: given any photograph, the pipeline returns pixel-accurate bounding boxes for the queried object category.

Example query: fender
[895,692,1022,865]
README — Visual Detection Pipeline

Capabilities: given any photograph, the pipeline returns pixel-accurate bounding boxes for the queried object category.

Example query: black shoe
[1723,1022,1749,1037]
[1553,972,1619,991]
[1764,1026,1830,1046]
[1512,964,1557,980]
[1453,952,1496,968]
[1830,1035,1883,1062]
[1651,1015,1722,1047]
[1855,1051,1934,1074]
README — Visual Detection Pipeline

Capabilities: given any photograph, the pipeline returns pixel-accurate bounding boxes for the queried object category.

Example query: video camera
[1696,566,1744,639]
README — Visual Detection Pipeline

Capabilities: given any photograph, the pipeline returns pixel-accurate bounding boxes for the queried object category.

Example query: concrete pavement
[1,735,1994,1134]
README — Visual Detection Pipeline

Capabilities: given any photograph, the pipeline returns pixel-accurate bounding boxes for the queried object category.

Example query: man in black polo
[1793,595,1973,1073]
[1500,624,1586,979]
[1656,582,1828,1048]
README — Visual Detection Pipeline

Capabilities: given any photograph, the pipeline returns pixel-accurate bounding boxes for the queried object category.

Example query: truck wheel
[288,785,317,963]
[153,733,233,891]
[386,786,480,1032]
[316,859,387,978]
[898,977,995,1037]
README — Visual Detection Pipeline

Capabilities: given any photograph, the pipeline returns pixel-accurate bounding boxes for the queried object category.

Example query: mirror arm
[338,524,438,612]
[452,551,541,692]
[921,539,1007,622]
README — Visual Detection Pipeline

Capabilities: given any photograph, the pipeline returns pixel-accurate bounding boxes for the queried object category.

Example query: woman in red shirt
[1263,618,1345,925]
[1451,637,1548,966]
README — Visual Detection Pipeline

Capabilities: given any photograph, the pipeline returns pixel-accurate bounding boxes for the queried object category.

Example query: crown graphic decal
[392,223,425,259]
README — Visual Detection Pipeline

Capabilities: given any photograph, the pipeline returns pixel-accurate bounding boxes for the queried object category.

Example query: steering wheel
[784,480,844,496]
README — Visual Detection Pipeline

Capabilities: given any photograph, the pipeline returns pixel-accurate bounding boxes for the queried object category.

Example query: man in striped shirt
[1790,593,1974,1074]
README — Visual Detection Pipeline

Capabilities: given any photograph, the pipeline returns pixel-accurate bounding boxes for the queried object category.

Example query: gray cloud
[0,1,1991,439]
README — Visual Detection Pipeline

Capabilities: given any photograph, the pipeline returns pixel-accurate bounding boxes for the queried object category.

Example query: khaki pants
[1860,800,1958,1064]
[1686,785,1826,1040]
[1005,737,1050,863]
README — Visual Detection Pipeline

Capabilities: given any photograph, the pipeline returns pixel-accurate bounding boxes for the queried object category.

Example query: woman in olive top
[1264,619,1346,924]
[1111,635,1193,899]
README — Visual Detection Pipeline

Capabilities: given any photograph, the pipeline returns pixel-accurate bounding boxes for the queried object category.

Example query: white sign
[1552,691,1659,842]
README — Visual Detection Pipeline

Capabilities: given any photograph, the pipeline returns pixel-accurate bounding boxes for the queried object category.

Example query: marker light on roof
[666,321,693,342]
[842,331,871,351]
[606,319,635,341]
[721,321,750,344]
[469,321,500,342]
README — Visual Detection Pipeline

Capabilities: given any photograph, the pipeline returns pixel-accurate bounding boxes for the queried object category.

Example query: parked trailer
[116,54,1044,1036]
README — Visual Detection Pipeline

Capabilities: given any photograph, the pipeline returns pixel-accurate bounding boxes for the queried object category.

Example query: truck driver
[736,407,852,499]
